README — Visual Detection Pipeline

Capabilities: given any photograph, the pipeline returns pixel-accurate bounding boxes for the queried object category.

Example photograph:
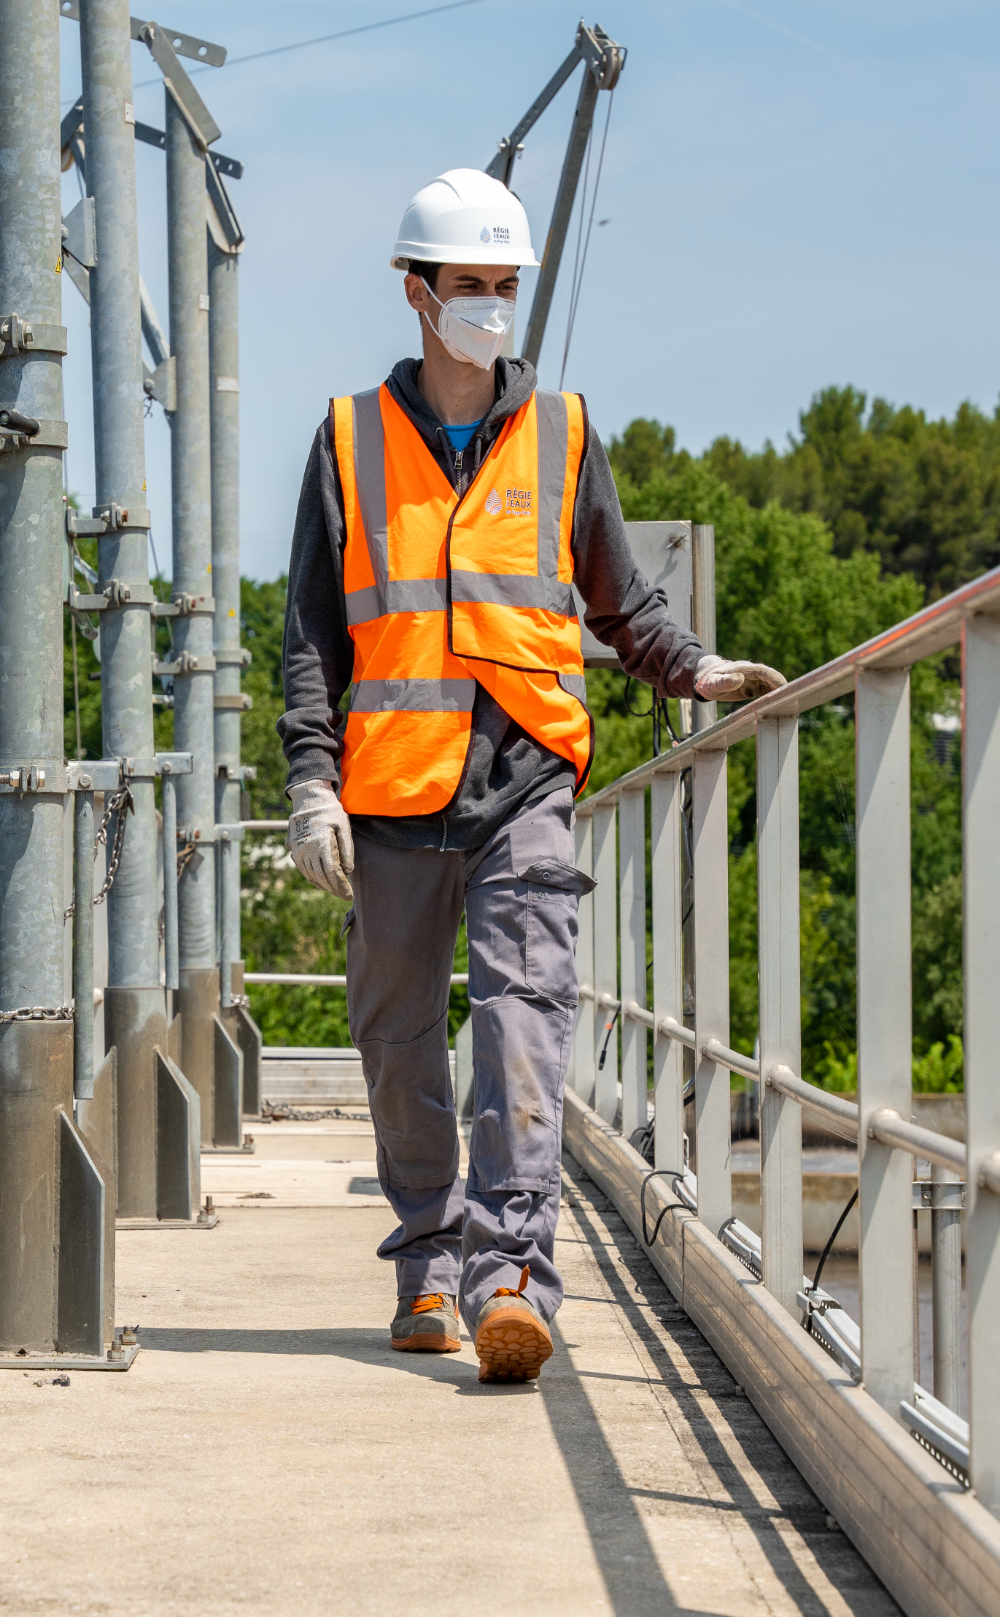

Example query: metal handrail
[578,984,697,1049]
[868,1107,964,1174]
[574,560,1000,818]
[767,1064,860,1142]
[246,971,469,987]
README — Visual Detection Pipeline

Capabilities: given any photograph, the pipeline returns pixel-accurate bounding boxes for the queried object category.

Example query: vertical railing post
[80,0,166,1217]
[218,832,233,1010]
[73,791,96,1101]
[856,666,914,1419]
[161,769,179,995]
[619,785,647,1139]
[962,610,1000,1507]
[930,1162,962,1414]
[0,0,85,1352]
[691,524,716,734]
[573,811,595,1106]
[592,800,618,1123]
[757,715,803,1313]
[692,749,731,1234]
[167,87,218,1143]
[651,770,684,1172]
[208,235,243,988]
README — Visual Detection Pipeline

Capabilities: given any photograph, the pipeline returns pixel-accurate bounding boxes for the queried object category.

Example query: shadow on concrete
[557,1152,900,1617]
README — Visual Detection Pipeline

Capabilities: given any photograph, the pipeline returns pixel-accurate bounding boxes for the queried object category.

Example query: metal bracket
[215,822,245,843]
[154,593,215,618]
[155,752,193,777]
[0,418,68,452]
[94,502,151,531]
[58,3,227,67]
[66,507,107,539]
[67,759,123,793]
[213,693,251,711]
[0,765,49,792]
[913,1180,966,1210]
[217,762,256,783]
[69,579,157,613]
[153,651,216,676]
[577,20,626,88]
[213,647,251,666]
[139,23,222,149]
[62,196,97,270]
[143,354,176,412]
[134,119,243,179]
[0,314,68,356]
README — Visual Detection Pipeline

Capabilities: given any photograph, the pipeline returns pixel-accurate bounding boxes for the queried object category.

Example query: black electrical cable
[597,1001,621,1070]
[808,1187,858,1298]
[639,1168,687,1248]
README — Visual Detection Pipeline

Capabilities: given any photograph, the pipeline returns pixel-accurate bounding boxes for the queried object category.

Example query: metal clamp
[67,759,123,793]
[0,314,68,356]
[0,765,46,792]
[155,752,193,777]
[213,647,252,667]
[66,507,107,539]
[153,651,216,676]
[94,502,151,531]
[216,762,256,782]
[913,1180,966,1210]
[0,418,68,452]
[215,822,245,843]
[213,693,251,710]
[69,579,157,613]
[161,592,216,617]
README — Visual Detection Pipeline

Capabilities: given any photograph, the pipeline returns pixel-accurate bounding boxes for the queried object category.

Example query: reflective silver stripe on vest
[349,678,476,713]
[352,387,389,611]
[345,577,448,626]
[534,389,570,600]
[450,570,575,616]
[558,673,588,704]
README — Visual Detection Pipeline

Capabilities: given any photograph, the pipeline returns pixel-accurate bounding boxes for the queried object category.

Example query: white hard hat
[391,168,540,270]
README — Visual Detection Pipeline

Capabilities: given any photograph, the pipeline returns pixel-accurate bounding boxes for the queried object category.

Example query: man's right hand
[287,779,354,900]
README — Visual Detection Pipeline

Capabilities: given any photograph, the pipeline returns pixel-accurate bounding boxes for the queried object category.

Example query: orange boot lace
[493,1265,530,1299]
[410,1293,448,1315]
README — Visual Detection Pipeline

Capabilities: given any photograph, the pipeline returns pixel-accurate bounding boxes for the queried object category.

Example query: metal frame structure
[566,560,1000,1611]
[485,20,625,369]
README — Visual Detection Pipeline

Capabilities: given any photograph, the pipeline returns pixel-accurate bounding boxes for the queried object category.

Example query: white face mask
[421,280,515,369]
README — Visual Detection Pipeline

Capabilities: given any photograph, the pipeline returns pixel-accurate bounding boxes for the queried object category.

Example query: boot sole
[390,1332,461,1353]
[475,1307,553,1382]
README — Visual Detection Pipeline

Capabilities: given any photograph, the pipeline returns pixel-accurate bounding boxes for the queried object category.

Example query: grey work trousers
[346,786,592,1335]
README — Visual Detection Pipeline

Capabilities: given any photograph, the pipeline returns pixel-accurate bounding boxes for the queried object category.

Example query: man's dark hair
[406,259,444,290]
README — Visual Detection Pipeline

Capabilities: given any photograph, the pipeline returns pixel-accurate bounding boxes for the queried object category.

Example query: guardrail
[568,562,1000,1557]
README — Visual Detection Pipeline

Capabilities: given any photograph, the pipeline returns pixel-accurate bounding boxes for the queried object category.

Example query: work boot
[390,1293,461,1353]
[474,1266,553,1383]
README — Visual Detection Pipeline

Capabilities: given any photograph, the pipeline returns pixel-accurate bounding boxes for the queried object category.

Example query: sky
[57,0,1000,581]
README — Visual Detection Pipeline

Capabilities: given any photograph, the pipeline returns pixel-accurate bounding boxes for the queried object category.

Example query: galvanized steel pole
[167,89,218,1142]
[0,0,91,1351]
[208,239,242,985]
[80,0,166,1214]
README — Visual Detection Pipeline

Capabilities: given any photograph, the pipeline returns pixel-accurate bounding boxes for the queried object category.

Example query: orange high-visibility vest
[330,383,593,816]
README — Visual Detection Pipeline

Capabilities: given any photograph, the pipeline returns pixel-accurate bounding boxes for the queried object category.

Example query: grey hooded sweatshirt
[278,356,704,853]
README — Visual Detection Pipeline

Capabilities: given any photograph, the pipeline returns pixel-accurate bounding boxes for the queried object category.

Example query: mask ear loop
[419,277,445,344]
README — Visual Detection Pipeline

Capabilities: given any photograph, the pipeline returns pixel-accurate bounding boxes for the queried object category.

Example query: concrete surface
[0,1115,900,1616]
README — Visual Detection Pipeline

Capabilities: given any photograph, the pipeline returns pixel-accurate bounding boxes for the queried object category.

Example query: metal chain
[176,840,199,881]
[64,782,135,921]
[0,1005,74,1024]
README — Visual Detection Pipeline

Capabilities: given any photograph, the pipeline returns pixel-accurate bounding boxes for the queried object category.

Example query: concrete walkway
[0,1117,900,1617]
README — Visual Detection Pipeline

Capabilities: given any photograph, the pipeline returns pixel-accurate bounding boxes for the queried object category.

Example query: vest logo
[485,488,503,515]
[480,226,491,243]
[506,486,532,515]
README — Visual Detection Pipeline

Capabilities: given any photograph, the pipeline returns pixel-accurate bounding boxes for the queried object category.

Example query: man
[279,168,783,1383]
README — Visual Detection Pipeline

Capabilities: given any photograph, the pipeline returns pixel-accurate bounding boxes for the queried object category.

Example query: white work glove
[286,779,354,900]
[694,655,787,702]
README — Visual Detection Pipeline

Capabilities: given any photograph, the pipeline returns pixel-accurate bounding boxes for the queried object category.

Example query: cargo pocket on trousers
[520,861,596,1004]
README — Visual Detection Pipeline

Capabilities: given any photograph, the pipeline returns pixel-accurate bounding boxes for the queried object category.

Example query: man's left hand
[694,655,787,701]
